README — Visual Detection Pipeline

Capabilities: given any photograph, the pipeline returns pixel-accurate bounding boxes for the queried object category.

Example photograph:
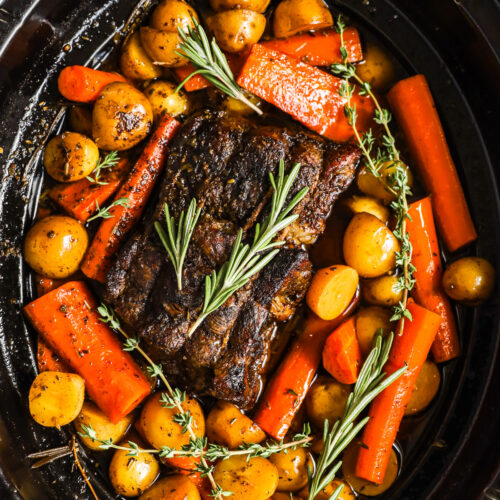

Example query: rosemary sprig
[154,198,202,292]
[174,17,262,115]
[86,150,120,185]
[87,197,129,222]
[308,333,407,500]
[187,160,308,337]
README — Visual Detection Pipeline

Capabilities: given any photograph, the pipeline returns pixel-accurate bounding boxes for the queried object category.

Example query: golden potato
[222,92,264,116]
[92,82,153,151]
[343,213,400,278]
[29,371,85,427]
[355,306,393,356]
[269,447,309,492]
[207,400,265,449]
[356,43,396,93]
[140,27,185,67]
[206,10,266,53]
[43,132,99,182]
[139,475,200,500]
[362,275,403,307]
[305,376,351,429]
[405,360,440,416]
[109,442,159,497]
[68,106,93,137]
[213,455,279,500]
[272,493,302,500]
[144,80,190,121]
[210,0,271,13]
[342,441,398,496]
[74,401,134,451]
[150,0,199,32]
[344,195,390,224]
[139,392,205,449]
[120,31,163,81]
[357,161,413,205]
[300,479,356,500]
[273,0,333,39]
[24,216,88,279]
[442,257,495,305]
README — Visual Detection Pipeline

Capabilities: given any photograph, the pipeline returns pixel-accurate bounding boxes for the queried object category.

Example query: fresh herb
[307,333,407,500]
[174,17,262,115]
[86,150,120,185]
[154,198,202,291]
[87,197,129,222]
[187,160,308,337]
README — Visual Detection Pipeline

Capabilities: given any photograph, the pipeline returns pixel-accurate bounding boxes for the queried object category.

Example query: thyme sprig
[187,160,308,337]
[174,17,262,115]
[86,150,120,185]
[87,197,129,222]
[307,333,407,500]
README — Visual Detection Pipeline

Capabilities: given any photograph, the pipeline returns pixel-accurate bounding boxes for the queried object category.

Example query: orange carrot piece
[37,335,69,372]
[407,197,460,362]
[355,301,442,484]
[388,75,477,252]
[322,317,362,384]
[34,274,65,296]
[81,116,181,282]
[49,158,130,223]
[261,27,363,66]
[24,281,151,422]
[57,66,126,103]
[237,44,374,142]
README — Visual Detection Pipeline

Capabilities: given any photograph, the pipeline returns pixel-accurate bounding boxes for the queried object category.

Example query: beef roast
[105,110,361,409]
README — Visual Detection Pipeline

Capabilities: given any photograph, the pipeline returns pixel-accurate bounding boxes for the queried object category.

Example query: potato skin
[404,360,440,416]
[206,400,266,449]
[300,479,356,500]
[139,475,200,500]
[356,43,396,93]
[206,10,266,53]
[29,371,85,427]
[145,80,190,121]
[213,455,279,500]
[109,442,159,497]
[355,306,392,356]
[442,257,495,305]
[68,106,93,137]
[344,195,390,224]
[343,213,400,278]
[362,275,403,307]
[269,447,309,491]
[140,28,185,67]
[150,0,199,32]
[210,0,271,13]
[120,31,163,81]
[92,82,153,151]
[24,215,88,278]
[43,132,99,182]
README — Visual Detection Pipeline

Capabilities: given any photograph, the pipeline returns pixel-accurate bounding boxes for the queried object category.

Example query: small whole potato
[140,27,185,67]
[213,455,279,500]
[92,82,153,151]
[355,306,393,356]
[222,92,264,116]
[442,257,495,305]
[210,0,271,13]
[269,447,309,491]
[109,442,160,497]
[149,0,199,32]
[68,106,93,137]
[206,10,266,53]
[139,475,200,500]
[299,479,356,500]
[343,213,400,278]
[405,360,440,416]
[145,80,190,121]
[362,275,403,307]
[43,132,99,182]
[356,43,396,93]
[24,216,88,278]
[29,371,85,427]
[120,31,163,81]
[344,195,390,224]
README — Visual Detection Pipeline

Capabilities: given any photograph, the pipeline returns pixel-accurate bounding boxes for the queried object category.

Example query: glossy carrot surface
[37,336,69,373]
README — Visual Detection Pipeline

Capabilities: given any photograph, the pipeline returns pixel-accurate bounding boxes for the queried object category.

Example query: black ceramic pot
[0,1,499,499]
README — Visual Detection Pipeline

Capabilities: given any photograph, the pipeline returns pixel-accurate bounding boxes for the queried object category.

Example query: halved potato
[120,31,163,81]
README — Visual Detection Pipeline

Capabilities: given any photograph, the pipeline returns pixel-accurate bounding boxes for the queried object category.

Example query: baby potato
[109,442,160,497]
[144,80,190,121]
[213,455,279,500]
[149,0,199,32]
[92,82,153,151]
[273,0,333,39]
[442,257,495,305]
[272,493,303,500]
[355,306,393,356]
[210,0,271,13]
[24,215,88,279]
[269,447,309,491]
[357,161,413,205]
[139,392,205,449]
[120,31,163,81]
[344,195,390,224]
[68,106,93,137]
[343,213,400,278]
[362,275,403,307]
[405,360,440,416]
[356,43,396,93]
[206,400,266,449]
[74,401,134,451]
[139,475,200,500]
[206,10,266,53]
[43,132,99,182]
[305,376,351,429]
[29,371,85,427]
[140,27,185,67]
[222,92,264,116]
[300,479,356,500]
